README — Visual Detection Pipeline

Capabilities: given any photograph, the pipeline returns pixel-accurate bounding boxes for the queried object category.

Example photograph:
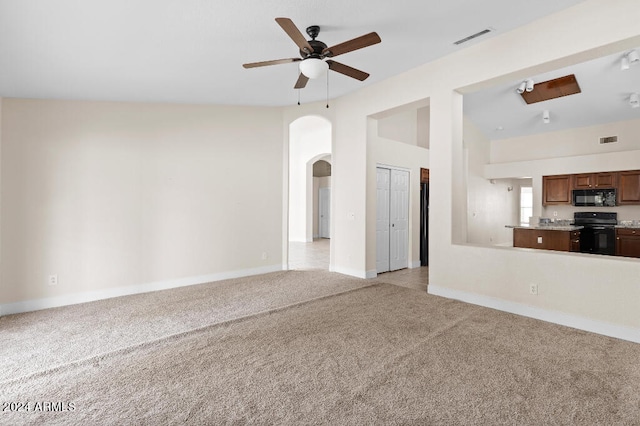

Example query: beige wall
[377,109,418,146]
[485,118,640,221]
[1,99,283,308]
[490,118,640,164]
[2,0,639,342]
[336,0,640,338]
[465,119,519,245]
[367,118,429,273]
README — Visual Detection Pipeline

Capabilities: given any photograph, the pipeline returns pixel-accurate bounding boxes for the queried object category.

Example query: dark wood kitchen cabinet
[570,230,581,252]
[542,175,572,205]
[617,170,640,205]
[513,228,580,252]
[616,228,640,258]
[573,172,617,189]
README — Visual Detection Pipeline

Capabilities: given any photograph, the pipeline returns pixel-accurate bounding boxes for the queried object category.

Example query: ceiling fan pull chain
[297,66,301,105]
[326,71,329,109]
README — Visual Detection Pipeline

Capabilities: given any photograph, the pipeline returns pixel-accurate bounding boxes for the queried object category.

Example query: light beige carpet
[1,272,639,425]
[0,270,371,383]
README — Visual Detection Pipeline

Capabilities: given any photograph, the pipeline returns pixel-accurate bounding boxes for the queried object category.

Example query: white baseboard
[409,260,422,269]
[332,265,369,279]
[428,285,640,344]
[0,264,283,316]
[365,269,378,279]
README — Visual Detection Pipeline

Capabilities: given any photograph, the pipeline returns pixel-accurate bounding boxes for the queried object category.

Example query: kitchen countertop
[505,225,584,231]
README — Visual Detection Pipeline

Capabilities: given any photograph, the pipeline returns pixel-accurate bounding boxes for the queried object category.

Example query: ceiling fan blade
[243,58,301,69]
[275,17,313,54]
[294,73,309,89]
[322,32,381,58]
[327,60,370,81]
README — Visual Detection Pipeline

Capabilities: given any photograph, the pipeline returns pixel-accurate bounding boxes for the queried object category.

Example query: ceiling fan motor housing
[300,39,327,59]
[298,26,328,59]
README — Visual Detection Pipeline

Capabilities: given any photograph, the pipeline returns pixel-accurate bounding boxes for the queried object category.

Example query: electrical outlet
[529,283,538,295]
[48,275,58,286]
[261,252,268,260]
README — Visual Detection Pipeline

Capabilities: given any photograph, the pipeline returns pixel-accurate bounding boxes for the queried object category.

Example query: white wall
[2,0,639,343]
[313,176,331,238]
[377,109,418,146]
[465,119,518,245]
[486,118,640,221]
[490,118,640,164]
[288,116,331,242]
[0,98,2,295]
[1,99,283,309]
[417,107,430,149]
[367,117,430,275]
[281,104,336,271]
[327,0,640,340]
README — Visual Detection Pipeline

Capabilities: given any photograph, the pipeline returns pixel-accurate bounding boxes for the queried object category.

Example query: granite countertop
[506,225,584,231]
[615,225,640,229]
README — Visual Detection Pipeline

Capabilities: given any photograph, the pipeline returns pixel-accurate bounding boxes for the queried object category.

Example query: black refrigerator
[420,182,429,266]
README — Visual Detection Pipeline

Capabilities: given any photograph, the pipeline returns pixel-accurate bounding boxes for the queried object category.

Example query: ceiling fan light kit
[243,17,381,92]
[299,58,328,79]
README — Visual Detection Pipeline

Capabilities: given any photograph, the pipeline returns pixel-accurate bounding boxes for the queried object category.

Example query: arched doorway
[287,115,332,270]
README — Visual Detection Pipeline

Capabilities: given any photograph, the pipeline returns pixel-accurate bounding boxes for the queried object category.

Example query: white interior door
[389,169,409,271]
[318,187,330,239]
[376,168,391,273]
[377,167,409,274]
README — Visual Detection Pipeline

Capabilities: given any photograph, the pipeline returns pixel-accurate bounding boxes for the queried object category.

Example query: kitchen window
[520,186,533,226]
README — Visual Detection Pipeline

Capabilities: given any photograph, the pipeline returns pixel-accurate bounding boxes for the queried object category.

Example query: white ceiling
[0,0,586,107]
[464,47,640,140]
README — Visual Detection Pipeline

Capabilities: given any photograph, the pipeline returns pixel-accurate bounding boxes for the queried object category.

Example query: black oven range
[573,212,617,255]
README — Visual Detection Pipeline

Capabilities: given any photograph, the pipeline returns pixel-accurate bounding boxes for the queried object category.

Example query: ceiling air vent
[454,29,492,45]
[599,136,618,144]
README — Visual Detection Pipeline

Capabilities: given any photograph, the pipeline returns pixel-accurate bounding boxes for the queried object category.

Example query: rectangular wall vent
[599,136,618,144]
[454,29,492,45]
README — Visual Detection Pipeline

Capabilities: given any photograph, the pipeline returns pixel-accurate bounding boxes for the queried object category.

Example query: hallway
[288,239,330,271]
[288,239,428,292]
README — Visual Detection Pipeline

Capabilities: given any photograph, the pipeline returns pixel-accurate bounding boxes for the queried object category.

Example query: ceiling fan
[242,17,381,89]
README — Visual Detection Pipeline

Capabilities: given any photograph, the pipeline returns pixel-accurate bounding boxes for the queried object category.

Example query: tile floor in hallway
[288,239,428,292]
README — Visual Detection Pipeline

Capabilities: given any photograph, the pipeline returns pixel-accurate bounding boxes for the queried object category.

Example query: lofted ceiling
[464,47,640,140]
[0,0,586,107]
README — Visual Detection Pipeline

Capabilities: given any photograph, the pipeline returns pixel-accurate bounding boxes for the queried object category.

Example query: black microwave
[572,189,616,207]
